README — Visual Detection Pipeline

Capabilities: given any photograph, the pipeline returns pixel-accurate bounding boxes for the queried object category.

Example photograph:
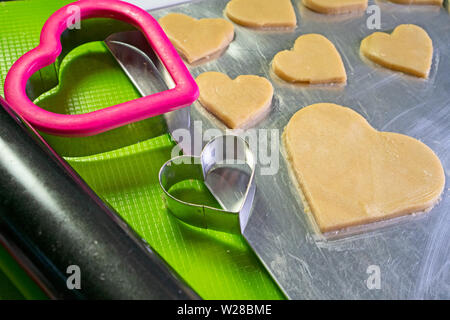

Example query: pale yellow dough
[225,0,297,29]
[283,103,445,233]
[273,34,347,84]
[360,24,433,78]
[159,13,234,63]
[196,72,273,129]
[303,0,368,14]
[388,0,443,5]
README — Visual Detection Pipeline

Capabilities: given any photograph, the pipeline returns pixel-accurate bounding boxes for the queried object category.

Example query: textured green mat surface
[0,245,47,300]
[0,0,283,299]
[0,269,24,300]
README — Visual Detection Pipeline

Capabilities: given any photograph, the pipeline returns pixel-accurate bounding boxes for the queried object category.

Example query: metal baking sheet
[150,0,450,299]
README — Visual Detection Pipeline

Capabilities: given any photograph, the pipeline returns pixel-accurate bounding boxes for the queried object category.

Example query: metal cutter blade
[105,31,193,155]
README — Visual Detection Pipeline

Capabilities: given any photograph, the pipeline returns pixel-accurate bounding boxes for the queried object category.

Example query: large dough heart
[388,0,443,5]
[360,24,433,78]
[196,72,273,129]
[272,34,347,84]
[283,103,445,233]
[303,0,368,14]
[225,0,297,29]
[159,13,234,63]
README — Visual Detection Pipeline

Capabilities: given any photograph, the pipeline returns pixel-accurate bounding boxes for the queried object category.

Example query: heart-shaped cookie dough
[283,103,445,233]
[225,0,297,29]
[388,0,443,5]
[272,34,347,84]
[303,0,368,14]
[159,13,234,63]
[360,24,433,78]
[196,72,273,129]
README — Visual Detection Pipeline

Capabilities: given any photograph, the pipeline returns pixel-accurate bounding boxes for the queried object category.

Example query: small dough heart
[159,13,234,63]
[302,0,368,14]
[225,0,297,29]
[360,24,433,78]
[388,0,443,5]
[196,72,273,129]
[283,103,445,233]
[272,34,347,84]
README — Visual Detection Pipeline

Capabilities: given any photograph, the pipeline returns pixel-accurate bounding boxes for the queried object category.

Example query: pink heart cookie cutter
[3,0,199,137]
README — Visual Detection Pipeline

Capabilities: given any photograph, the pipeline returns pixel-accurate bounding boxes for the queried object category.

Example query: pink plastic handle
[4,0,198,137]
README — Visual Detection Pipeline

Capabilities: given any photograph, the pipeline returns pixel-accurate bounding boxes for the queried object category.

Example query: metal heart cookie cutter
[159,135,256,234]
[3,0,198,136]
[102,27,259,229]
[104,29,259,233]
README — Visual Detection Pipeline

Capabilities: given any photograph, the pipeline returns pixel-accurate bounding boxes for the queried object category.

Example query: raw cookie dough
[360,24,433,78]
[159,13,234,63]
[388,0,443,5]
[225,0,297,29]
[272,34,347,84]
[196,72,273,129]
[302,0,368,14]
[283,103,445,233]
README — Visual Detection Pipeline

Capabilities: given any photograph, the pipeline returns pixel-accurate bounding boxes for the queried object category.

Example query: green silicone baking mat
[0,0,284,300]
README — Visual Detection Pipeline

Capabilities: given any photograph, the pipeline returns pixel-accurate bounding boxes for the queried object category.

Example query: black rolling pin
[0,96,199,300]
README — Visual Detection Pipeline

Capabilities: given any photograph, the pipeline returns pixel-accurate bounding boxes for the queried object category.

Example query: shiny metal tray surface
[151,0,450,299]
